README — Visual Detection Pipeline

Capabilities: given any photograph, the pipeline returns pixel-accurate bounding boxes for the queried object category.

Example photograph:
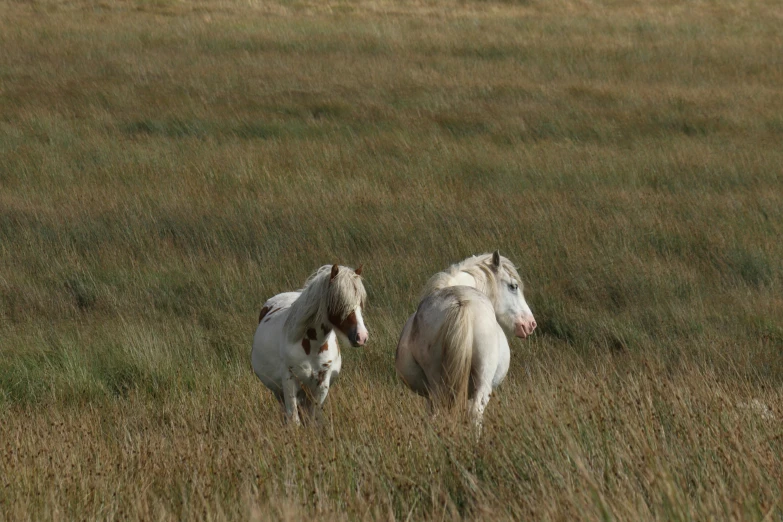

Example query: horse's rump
[425,287,490,410]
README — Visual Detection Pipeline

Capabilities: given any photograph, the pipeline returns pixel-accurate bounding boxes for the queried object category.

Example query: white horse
[395,251,536,432]
[251,264,368,425]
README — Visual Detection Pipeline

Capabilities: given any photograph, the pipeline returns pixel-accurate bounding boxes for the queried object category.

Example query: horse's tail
[434,297,474,411]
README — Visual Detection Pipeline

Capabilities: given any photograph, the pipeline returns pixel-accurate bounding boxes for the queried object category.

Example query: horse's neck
[287,300,332,346]
[284,289,325,343]
[449,270,478,289]
[449,269,498,304]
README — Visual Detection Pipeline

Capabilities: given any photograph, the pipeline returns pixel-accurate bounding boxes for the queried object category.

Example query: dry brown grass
[1,0,782,519]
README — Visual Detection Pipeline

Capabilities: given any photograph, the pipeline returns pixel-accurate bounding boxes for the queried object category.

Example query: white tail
[434,298,474,410]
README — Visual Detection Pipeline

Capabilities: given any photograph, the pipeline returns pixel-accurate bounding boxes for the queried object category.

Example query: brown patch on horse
[330,264,339,281]
[302,338,311,355]
[258,306,270,324]
[307,328,317,340]
[355,264,363,276]
[329,310,358,337]
[318,342,329,354]
[263,308,281,322]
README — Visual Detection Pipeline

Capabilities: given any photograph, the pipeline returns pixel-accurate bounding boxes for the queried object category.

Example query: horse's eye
[509,283,518,292]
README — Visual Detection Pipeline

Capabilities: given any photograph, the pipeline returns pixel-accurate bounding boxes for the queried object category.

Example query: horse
[251,264,368,425]
[395,251,536,433]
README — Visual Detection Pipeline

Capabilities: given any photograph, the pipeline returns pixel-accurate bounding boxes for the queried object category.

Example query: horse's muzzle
[351,329,368,347]
[514,316,537,339]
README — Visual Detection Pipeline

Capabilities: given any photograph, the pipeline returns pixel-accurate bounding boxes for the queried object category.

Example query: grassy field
[1,0,782,519]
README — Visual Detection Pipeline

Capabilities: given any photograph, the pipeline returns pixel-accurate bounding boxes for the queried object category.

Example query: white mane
[284,265,366,342]
[422,253,521,304]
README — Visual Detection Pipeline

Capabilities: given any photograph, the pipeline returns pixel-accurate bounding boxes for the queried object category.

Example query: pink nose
[514,317,537,339]
[356,330,368,346]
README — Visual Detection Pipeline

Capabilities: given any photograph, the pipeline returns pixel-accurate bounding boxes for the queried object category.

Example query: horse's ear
[355,264,363,276]
[330,264,339,282]
[492,250,501,268]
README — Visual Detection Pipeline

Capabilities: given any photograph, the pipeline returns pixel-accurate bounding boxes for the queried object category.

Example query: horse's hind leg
[273,391,288,421]
[468,322,502,438]
[396,315,432,397]
[469,385,492,437]
[307,382,330,424]
[468,355,496,436]
[299,397,318,426]
[396,348,431,397]
[282,370,301,426]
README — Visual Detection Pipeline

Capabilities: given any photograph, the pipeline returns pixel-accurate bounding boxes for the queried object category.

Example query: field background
[2,0,782,519]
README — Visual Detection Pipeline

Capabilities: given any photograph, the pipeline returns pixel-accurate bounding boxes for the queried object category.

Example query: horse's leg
[426,397,438,419]
[282,370,301,426]
[468,355,494,432]
[469,385,492,437]
[311,383,330,424]
[468,319,501,438]
[299,396,317,426]
[273,391,288,421]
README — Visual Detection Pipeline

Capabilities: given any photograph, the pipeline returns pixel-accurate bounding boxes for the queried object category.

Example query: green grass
[1,0,782,519]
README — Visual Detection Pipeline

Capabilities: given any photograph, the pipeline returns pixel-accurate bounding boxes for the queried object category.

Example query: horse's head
[326,264,368,347]
[487,251,536,339]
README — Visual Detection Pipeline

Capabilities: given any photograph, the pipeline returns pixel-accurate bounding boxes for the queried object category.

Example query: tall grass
[1,0,782,519]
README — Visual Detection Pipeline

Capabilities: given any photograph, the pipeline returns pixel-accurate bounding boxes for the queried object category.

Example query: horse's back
[251,291,300,395]
[415,286,496,345]
[259,292,299,316]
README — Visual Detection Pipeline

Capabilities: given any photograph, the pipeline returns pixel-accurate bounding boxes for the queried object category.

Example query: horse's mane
[422,253,521,303]
[284,265,366,342]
